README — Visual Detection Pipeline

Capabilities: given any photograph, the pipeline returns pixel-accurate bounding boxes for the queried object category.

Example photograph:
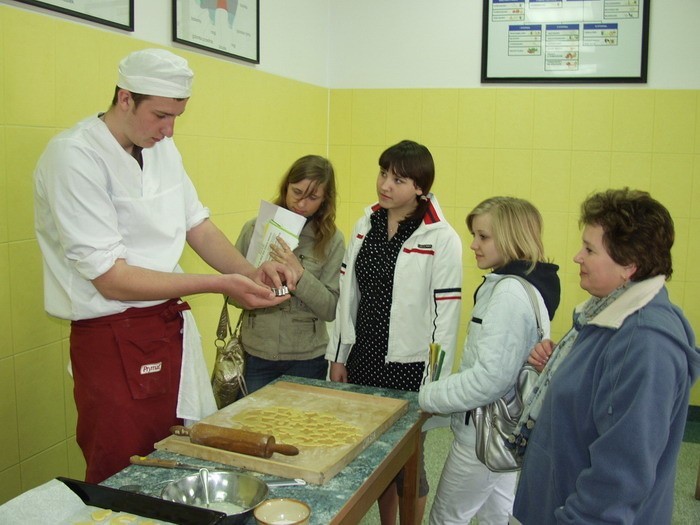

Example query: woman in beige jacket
[234,155,344,393]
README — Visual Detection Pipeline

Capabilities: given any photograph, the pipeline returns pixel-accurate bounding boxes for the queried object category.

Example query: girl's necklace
[387,221,399,239]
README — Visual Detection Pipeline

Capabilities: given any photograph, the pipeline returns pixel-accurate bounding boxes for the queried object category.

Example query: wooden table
[332,405,428,525]
[104,377,429,525]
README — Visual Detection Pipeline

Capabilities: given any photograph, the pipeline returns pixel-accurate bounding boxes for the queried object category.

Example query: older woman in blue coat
[512,188,700,525]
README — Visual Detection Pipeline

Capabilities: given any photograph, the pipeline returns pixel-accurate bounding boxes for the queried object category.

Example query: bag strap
[497,275,544,341]
[216,296,244,342]
[216,296,231,341]
[232,309,243,336]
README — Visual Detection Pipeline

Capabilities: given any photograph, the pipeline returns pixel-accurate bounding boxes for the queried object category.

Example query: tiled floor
[360,420,700,524]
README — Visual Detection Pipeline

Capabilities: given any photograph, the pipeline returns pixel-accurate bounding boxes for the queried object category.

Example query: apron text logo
[140,362,162,374]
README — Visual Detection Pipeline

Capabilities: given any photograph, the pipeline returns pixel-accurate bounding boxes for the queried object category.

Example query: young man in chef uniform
[33,49,296,483]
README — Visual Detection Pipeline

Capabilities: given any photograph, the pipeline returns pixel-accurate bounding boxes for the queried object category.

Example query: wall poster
[481,0,650,83]
[173,0,259,64]
[16,0,133,31]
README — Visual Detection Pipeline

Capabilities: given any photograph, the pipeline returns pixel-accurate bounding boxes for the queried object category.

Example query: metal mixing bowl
[161,470,269,525]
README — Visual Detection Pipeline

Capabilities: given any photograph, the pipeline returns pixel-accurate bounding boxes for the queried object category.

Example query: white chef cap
[117,49,193,98]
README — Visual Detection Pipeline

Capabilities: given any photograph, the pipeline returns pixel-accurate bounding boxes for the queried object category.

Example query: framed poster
[481,0,650,83]
[173,0,260,64]
[16,0,133,31]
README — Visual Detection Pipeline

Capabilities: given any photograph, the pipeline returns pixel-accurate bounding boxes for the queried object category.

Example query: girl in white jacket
[419,196,560,525]
[327,140,462,524]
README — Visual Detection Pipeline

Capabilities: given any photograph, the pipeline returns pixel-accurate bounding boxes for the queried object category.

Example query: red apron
[70,299,189,483]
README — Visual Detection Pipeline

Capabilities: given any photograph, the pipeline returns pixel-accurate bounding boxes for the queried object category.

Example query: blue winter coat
[513,276,700,524]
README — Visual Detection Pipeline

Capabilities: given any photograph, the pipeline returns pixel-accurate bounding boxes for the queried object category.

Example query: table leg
[398,427,422,525]
[332,411,429,525]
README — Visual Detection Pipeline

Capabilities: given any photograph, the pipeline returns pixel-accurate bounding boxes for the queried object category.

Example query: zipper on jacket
[292,317,318,333]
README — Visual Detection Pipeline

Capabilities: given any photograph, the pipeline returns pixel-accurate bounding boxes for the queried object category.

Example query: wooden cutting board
[155,381,408,484]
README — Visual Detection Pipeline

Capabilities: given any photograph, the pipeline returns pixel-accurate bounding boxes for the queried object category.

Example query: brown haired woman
[327,140,463,523]
[234,155,344,393]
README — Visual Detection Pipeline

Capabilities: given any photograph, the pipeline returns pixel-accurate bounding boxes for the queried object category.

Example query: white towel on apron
[178,310,218,425]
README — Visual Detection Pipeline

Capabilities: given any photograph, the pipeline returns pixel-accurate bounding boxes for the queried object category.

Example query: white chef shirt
[34,115,210,320]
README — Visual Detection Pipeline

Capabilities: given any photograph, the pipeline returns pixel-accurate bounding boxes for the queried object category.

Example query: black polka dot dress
[346,208,426,392]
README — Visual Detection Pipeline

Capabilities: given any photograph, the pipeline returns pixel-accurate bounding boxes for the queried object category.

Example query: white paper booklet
[246,200,306,266]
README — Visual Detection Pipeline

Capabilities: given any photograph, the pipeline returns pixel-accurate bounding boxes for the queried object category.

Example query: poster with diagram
[173,0,259,63]
[481,0,649,82]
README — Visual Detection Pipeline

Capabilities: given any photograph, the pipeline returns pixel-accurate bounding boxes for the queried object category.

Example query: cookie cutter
[272,285,289,297]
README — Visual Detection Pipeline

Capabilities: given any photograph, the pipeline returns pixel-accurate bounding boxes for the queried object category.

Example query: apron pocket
[112,317,172,400]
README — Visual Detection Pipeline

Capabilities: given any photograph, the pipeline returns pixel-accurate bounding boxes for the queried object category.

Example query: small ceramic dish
[253,497,311,525]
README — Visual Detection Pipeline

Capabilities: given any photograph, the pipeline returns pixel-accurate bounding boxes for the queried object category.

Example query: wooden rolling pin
[171,424,299,458]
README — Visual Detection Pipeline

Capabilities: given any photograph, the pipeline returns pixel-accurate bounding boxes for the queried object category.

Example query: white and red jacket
[326,193,462,383]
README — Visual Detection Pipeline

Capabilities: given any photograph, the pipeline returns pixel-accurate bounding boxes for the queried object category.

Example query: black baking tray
[57,477,226,525]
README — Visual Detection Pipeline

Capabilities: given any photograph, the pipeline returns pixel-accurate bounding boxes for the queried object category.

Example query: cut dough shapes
[231,406,362,447]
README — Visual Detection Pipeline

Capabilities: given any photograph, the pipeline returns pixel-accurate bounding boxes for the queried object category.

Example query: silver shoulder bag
[211,296,248,409]
[471,275,542,472]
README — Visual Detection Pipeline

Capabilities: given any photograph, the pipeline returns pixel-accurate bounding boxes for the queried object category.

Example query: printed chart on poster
[481,0,649,83]
[16,0,133,30]
[173,0,259,63]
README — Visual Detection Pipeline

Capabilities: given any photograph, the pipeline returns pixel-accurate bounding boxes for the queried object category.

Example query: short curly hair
[579,188,674,281]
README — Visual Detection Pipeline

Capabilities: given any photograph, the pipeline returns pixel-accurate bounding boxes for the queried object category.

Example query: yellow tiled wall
[1,5,699,504]
[328,86,700,405]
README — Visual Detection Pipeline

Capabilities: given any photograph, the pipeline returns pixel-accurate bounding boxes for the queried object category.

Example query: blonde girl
[419,196,561,525]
